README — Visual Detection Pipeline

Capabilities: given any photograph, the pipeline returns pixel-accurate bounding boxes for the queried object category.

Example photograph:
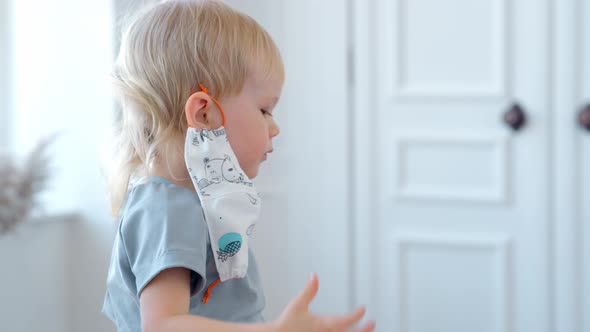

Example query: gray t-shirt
[102,176,265,332]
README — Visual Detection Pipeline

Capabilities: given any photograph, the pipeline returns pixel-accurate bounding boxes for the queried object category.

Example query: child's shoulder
[120,176,203,232]
[126,176,198,207]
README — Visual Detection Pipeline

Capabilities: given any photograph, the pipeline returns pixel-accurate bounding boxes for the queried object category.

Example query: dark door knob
[503,103,526,131]
[578,104,590,131]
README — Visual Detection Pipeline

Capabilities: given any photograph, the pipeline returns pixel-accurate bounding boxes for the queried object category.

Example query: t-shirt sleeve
[119,182,209,298]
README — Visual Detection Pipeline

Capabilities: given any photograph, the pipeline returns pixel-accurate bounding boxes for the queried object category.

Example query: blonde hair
[106,0,284,216]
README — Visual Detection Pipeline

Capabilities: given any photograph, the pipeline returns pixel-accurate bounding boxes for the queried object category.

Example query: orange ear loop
[201,278,221,304]
[187,83,227,128]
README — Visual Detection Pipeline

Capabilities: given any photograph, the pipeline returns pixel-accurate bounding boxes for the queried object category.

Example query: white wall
[2,0,117,331]
[0,215,116,332]
[0,216,70,332]
[0,0,12,151]
[224,0,291,320]
[280,0,352,316]
[10,0,114,220]
[229,0,353,319]
[67,218,117,332]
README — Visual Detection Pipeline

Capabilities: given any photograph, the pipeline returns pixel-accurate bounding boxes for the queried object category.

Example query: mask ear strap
[198,83,227,127]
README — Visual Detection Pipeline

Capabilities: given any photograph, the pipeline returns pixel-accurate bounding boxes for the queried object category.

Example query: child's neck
[148,161,195,192]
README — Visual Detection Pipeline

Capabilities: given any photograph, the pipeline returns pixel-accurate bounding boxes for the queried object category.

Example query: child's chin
[245,167,258,179]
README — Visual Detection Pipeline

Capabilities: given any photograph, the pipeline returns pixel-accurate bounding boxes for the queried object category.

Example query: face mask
[184,84,261,286]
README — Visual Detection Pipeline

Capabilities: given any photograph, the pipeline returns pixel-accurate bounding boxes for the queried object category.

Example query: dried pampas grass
[0,136,55,235]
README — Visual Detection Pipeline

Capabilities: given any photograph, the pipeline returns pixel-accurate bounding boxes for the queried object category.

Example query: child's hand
[273,274,376,332]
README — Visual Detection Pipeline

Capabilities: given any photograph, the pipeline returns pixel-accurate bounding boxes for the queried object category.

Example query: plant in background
[0,136,55,235]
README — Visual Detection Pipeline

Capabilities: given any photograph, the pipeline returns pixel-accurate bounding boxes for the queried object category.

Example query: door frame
[553,0,585,331]
[351,0,378,322]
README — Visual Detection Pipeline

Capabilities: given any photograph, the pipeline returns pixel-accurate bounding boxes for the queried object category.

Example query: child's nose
[269,118,280,138]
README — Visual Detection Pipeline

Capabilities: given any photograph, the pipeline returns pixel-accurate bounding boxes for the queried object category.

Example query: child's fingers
[354,321,376,332]
[291,273,319,311]
[323,306,366,330]
[339,306,366,327]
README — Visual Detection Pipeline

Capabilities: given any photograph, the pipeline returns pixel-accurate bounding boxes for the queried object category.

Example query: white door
[354,0,552,331]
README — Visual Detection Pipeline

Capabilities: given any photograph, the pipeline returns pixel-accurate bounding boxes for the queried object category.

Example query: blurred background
[1,0,589,331]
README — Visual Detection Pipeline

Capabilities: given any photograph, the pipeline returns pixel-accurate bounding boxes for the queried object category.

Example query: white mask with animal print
[184,126,261,281]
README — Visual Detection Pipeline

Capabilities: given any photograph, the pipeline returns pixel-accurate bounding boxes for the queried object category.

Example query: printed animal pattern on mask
[191,128,226,146]
[246,193,260,206]
[192,135,201,146]
[217,232,242,262]
[210,128,226,137]
[201,129,216,141]
[246,224,256,237]
[196,155,253,193]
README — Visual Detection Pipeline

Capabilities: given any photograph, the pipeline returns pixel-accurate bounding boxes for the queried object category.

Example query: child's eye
[260,109,272,117]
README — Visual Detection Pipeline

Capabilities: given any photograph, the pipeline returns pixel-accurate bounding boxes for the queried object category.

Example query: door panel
[366,0,551,331]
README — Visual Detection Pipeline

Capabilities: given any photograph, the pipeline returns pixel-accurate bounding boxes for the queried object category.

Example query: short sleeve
[119,181,209,297]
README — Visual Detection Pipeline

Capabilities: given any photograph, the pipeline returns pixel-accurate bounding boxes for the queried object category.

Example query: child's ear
[185,91,216,129]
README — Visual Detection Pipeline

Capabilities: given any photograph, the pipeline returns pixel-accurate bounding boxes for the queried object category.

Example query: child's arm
[139,267,274,332]
[140,268,375,332]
